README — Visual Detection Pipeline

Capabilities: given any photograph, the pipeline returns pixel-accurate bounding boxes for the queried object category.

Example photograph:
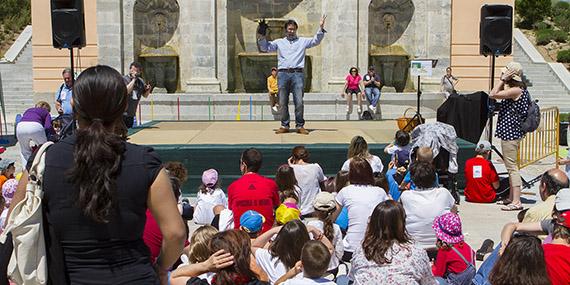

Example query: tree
[515,0,551,29]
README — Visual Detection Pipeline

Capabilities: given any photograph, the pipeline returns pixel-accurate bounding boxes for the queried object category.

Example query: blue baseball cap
[240,210,265,233]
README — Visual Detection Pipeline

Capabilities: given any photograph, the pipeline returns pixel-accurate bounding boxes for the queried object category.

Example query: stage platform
[128,120,476,194]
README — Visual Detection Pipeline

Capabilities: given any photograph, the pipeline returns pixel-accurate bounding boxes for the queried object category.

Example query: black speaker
[51,0,86,49]
[480,4,513,56]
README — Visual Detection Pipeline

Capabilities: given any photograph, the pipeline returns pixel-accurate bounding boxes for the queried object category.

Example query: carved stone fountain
[134,0,179,93]
[368,0,414,92]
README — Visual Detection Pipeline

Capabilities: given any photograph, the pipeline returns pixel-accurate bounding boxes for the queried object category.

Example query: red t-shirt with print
[543,243,570,285]
[464,156,499,203]
[228,173,280,233]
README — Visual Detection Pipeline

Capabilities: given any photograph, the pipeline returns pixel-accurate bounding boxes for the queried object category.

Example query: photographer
[123,62,151,128]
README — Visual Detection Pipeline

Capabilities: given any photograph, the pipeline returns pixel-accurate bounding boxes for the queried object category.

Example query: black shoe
[476,239,494,261]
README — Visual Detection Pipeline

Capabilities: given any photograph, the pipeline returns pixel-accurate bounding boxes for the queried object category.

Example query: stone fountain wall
[96,0,451,93]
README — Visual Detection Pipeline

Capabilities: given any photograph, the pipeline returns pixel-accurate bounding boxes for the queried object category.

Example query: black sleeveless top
[39,135,162,284]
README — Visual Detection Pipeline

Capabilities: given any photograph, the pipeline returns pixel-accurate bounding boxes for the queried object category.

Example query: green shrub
[535,21,551,30]
[560,113,570,122]
[553,1,570,16]
[536,28,568,44]
[516,0,551,28]
[554,8,570,32]
[557,49,570,63]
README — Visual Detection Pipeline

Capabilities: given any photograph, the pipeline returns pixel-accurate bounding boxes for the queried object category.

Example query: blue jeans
[472,244,501,285]
[365,87,380,107]
[278,71,305,128]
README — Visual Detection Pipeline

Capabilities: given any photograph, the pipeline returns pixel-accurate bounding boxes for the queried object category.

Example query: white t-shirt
[341,155,384,174]
[335,185,389,252]
[291,163,327,215]
[305,220,343,271]
[400,187,455,248]
[193,188,228,225]
[0,208,7,233]
[255,248,302,284]
[282,277,336,285]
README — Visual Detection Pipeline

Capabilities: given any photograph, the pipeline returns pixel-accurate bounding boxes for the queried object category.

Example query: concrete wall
[450,0,514,92]
[31,0,99,96]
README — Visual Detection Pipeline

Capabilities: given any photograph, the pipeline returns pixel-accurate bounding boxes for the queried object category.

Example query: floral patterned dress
[349,242,438,285]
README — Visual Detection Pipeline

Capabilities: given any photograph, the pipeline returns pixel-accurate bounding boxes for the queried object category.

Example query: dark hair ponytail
[68,65,128,223]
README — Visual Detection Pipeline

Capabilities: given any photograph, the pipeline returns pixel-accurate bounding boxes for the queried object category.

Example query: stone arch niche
[133,0,180,93]
[227,0,314,93]
[368,0,414,92]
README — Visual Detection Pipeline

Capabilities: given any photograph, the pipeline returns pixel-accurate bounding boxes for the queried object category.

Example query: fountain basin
[238,52,312,92]
[369,45,410,92]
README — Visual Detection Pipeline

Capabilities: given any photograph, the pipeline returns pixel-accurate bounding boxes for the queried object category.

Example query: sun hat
[501,61,523,82]
[2,178,18,207]
[201,169,218,188]
[313,192,336,212]
[0,159,15,172]
[432,212,464,244]
[275,203,301,225]
[240,210,265,233]
[555,188,570,212]
[475,140,492,152]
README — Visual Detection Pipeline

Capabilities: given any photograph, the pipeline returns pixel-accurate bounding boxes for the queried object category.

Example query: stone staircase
[0,26,34,134]
[513,29,570,112]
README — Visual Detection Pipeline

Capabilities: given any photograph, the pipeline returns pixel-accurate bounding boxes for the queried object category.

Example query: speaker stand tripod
[403,75,425,131]
[68,48,75,85]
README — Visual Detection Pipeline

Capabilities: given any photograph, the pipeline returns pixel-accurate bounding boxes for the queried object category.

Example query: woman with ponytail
[7,65,186,284]
[306,191,343,274]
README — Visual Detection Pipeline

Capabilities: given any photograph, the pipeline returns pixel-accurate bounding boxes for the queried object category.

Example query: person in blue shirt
[257,16,327,135]
[55,68,74,129]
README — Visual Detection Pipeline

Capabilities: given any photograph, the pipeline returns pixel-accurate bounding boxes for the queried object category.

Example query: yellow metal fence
[518,107,559,169]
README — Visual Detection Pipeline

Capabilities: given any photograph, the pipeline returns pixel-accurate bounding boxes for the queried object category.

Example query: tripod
[403,76,425,131]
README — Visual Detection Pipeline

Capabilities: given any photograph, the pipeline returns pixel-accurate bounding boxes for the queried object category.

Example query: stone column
[322,0,359,92]
[358,0,370,75]
[183,0,221,93]
[96,0,124,72]
[216,0,228,92]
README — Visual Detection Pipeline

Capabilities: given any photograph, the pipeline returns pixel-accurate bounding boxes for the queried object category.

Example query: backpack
[361,110,373,120]
[520,93,540,133]
[0,142,53,285]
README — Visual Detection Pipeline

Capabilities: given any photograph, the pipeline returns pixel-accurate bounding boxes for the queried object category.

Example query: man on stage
[257,16,327,135]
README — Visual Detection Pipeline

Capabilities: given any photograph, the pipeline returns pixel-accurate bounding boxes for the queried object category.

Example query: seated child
[275,202,301,226]
[384,130,411,160]
[170,225,218,284]
[306,192,343,274]
[0,159,16,189]
[275,240,335,285]
[0,179,18,230]
[432,213,476,285]
[194,169,228,225]
[240,210,265,240]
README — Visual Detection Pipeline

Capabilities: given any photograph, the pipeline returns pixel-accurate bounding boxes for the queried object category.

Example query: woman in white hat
[490,61,531,211]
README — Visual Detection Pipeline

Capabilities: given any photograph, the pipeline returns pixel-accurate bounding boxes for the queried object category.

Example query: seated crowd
[0,65,568,285]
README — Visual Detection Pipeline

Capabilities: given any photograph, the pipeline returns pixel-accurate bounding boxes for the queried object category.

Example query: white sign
[410,60,433,77]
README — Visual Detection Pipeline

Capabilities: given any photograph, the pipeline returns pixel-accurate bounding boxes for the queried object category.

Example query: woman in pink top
[341,67,365,114]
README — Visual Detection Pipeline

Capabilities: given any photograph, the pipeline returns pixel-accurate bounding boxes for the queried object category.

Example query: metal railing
[518,107,559,169]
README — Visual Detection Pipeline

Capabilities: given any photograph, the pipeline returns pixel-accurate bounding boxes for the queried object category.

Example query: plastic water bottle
[133,116,138,127]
